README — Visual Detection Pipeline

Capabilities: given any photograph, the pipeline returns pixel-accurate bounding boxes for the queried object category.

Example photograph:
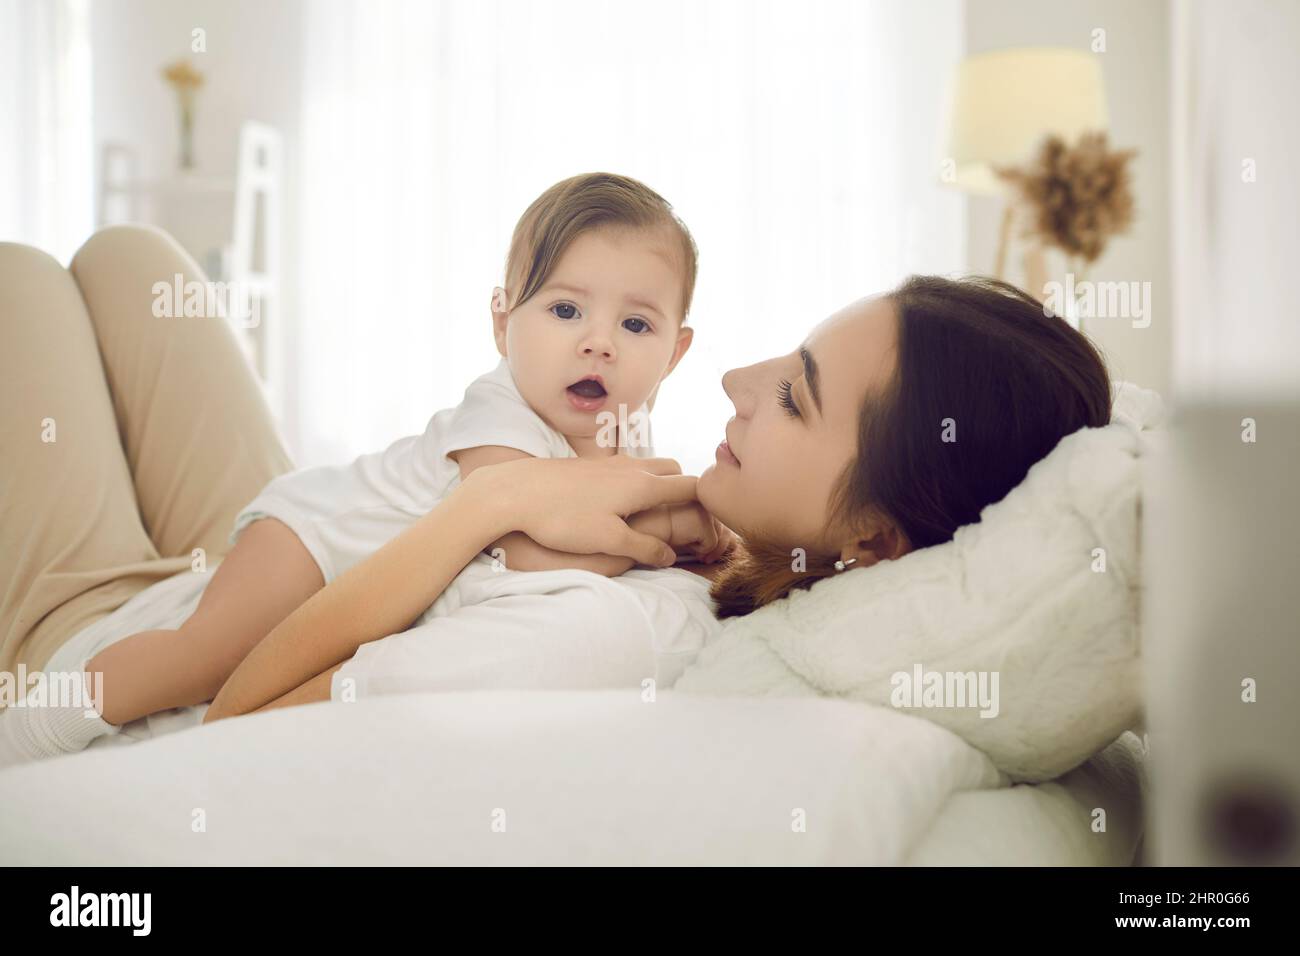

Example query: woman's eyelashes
[777,378,801,418]
[547,302,652,334]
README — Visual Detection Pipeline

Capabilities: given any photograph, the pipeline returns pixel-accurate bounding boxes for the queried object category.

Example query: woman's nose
[722,363,758,418]
[722,367,740,403]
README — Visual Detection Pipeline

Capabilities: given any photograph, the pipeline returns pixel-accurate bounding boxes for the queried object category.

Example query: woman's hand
[459,455,700,568]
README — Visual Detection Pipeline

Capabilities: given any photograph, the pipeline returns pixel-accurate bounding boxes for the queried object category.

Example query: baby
[232,171,728,584]
[23,172,731,755]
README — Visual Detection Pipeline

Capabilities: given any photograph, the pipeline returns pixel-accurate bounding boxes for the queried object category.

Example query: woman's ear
[837,515,909,570]
[491,287,510,357]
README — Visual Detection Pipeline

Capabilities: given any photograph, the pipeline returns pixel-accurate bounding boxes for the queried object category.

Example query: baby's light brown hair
[504,172,698,320]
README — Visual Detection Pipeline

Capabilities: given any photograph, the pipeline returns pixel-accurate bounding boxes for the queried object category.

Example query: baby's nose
[580,337,616,360]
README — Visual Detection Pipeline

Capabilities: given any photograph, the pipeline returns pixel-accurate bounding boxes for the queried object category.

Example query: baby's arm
[451,446,728,575]
[451,445,656,575]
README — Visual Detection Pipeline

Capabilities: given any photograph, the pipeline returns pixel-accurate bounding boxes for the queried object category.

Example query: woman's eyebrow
[800,346,822,414]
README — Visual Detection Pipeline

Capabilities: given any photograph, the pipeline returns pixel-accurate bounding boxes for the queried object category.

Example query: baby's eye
[622,316,650,334]
[550,302,580,320]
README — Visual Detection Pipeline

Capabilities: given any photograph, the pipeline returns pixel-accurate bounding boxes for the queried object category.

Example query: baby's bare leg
[86,518,324,726]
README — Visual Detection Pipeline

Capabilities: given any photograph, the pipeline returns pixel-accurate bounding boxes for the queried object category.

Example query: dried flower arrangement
[998,131,1138,270]
[162,60,205,170]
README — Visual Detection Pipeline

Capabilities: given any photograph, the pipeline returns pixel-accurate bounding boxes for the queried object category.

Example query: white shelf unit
[98,122,286,421]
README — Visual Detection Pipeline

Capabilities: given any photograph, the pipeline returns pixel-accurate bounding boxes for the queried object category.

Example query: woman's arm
[250,663,344,714]
[203,455,697,723]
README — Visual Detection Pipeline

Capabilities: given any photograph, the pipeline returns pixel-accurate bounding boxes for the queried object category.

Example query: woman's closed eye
[777,378,801,418]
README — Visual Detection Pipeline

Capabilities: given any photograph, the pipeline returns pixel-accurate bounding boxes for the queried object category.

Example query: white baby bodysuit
[229,357,656,584]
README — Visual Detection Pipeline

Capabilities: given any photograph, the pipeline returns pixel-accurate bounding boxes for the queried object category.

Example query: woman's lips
[716,440,740,467]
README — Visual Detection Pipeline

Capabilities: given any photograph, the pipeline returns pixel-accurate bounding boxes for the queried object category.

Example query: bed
[0,689,1144,865]
[0,373,1161,866]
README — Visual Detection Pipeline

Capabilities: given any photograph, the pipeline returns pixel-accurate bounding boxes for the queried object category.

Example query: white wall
[962,0,1172,396]
[1145,0,1300,865]
[1170,0,1300,401]
[90,0,306,453]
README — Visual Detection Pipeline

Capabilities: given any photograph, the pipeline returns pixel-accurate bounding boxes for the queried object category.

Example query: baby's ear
[661,324,694,380]
[491,287,509,357]
[646,325,693,412]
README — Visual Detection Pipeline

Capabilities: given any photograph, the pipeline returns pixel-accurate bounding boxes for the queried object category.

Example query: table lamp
[944,47,1109,282]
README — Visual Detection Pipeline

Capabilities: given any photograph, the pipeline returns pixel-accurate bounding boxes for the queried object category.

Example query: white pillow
[676,381,1164,782]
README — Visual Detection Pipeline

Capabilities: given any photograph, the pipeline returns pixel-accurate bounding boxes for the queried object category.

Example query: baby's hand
[665,501,737,564]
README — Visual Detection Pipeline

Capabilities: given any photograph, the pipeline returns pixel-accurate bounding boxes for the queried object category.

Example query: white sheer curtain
[295,0,963,473]
[0,0,93,264]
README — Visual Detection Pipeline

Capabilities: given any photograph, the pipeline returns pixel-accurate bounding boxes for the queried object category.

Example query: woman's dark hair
[711,274,1113,618]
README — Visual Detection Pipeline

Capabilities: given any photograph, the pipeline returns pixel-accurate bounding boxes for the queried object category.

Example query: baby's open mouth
[565,375,609,412]
[566,377,607,399]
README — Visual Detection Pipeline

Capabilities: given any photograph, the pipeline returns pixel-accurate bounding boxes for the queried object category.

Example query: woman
[202,271,1108,720]
[0,227,1109,755]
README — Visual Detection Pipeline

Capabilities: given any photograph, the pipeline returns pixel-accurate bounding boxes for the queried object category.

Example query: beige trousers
[0,225,293,690]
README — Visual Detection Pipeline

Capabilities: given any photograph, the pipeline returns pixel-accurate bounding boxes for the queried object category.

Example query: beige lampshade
[944,48,1109,195]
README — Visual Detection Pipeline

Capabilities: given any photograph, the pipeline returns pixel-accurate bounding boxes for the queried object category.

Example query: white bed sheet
[906,731,1146,865]
[0,691,1142,866]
